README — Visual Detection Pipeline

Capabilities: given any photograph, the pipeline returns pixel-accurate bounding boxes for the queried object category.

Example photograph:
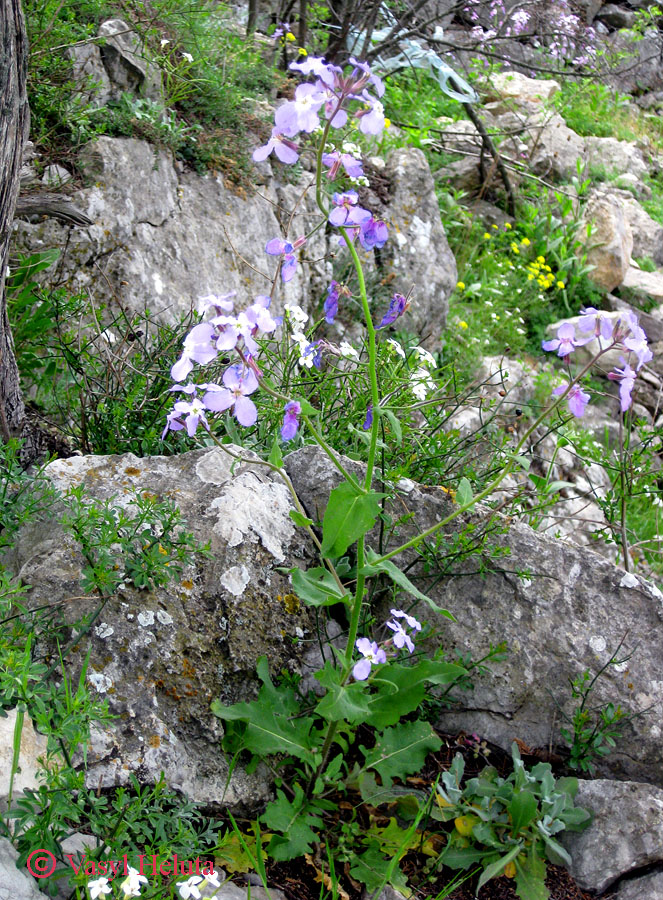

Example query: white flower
[413,346,436,368]
[88,878,111,899]
[386,338,406,359]
[181,52,194,62]
[284,303,309,327]
[177,876,204,900]
[411,367,435,401]
[160,38,170,47]
[204,869,222,888]
[120,867,148,897]
[339,341,358,359]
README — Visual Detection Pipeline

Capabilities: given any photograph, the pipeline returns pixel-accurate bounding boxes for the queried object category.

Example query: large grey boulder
[607,27,663,95]
[563,779,663,893]
[0,839,45,900]
[13,136,331,326]
[362,148,457,341]
[98,18,163,101]
[0,710,49,809]
[284,446,663,786]
[579,187,633,290]
[6,449,317,807]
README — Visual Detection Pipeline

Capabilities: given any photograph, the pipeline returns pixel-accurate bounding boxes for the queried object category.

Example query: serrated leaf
[456,477,474,508]
[360,721,441,788]
[315,661,372,723]
[215,830,269,874]
[515,847,549,900]
[289,509,314,527]
[359,548,455,619]
[509,790,538,833]
[262,786,323,861]
[321,483,385,558]
[290,565,350,607]
[363,659,467,728]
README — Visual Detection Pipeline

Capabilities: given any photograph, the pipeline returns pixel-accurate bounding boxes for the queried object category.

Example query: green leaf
[542,834,572,867]
[289,565,350,607]
[320,483,385,558]
[383,409,402,445]
[262,786,323,861]
[509,790,538,833]
[212,658,318,764]
[363,659,467,728]
[359,548,455,619]
[476,844,523,896]
[515,847,549,900]
[441,845,489,870]
[456,477,474,508]
[289,510,314,528]
[360,721,441,788]
[349,843,391,892]
[268,439,283,468]
[315,661,372,723]
[299,399,319,416]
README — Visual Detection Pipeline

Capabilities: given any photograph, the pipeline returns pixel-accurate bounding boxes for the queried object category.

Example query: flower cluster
[87,869,223,899]
[543,308,651,416]
[353,609,422,680]
[526,255,564,291]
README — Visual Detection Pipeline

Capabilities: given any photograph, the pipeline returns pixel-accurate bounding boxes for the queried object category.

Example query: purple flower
[359,217,388,251]
[353,637,387,681]
[362,404,373,431]
[171,322,219,381]
[390,609,422,631]
[281,400,301,441]
[377,292,410,329]
[328,190,372,227]
[288,56,341,89]
[608,358,637,412]
[386,619,415,653]
[266,237,305,283]
[322,150,363,180]
[542,322,590,358]
[355,92,386,135]
[552,382,591,417]
[252,129,299,165]
[203,364,260,427]
[623,312,652,370]
[275,83,326,135]
[324,281,340,324]
[578,307,614,341]
[348,57,385,98]
[162,398,210,439]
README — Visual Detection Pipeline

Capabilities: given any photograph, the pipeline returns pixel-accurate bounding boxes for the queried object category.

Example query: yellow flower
[537,255,545,264]
[492,223,499,229]
[544,264,552,272]
[456,281,466,290]
[527,274,534,281]
[521,237,531,246]
[504,222,512,229]
[557,281,565,289]
[285,31,296,41]
[483,232,491,239]
[298,47,308,56]
[383,117,391,128]
[458,320,468,329]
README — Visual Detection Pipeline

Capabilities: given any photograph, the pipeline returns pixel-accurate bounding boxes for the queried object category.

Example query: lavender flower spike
[281,401,301,441]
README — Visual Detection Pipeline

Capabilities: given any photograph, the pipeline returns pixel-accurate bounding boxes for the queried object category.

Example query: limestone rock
[529,112,586,181]
[488,72,561,104]
[66,43,112,108]
[365,147,457,341]
[621,194,663,264]
[596,4,636,29]
[564,779,663,893]
[285,446,663,786]
[579,188,633,291]
[621,264,663,303]
[0,838,44,900]
[613,870,663,900]
[6,449,317,807]
[98,18,163,102]
[585,136,649,181]
[607,28,663,95]
[0,709,49,809]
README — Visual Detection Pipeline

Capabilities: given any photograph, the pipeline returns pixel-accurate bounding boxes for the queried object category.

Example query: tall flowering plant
[158,52,633,894]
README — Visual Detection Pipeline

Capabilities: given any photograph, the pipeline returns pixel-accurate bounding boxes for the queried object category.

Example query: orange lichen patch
[182,659,196,678]
[181,579,194,591]
[148,734,161,748]
[278,593,300,614]
[125,467,142,476]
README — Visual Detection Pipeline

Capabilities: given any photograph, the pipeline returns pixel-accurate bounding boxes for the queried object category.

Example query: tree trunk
[0,0,29,442]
